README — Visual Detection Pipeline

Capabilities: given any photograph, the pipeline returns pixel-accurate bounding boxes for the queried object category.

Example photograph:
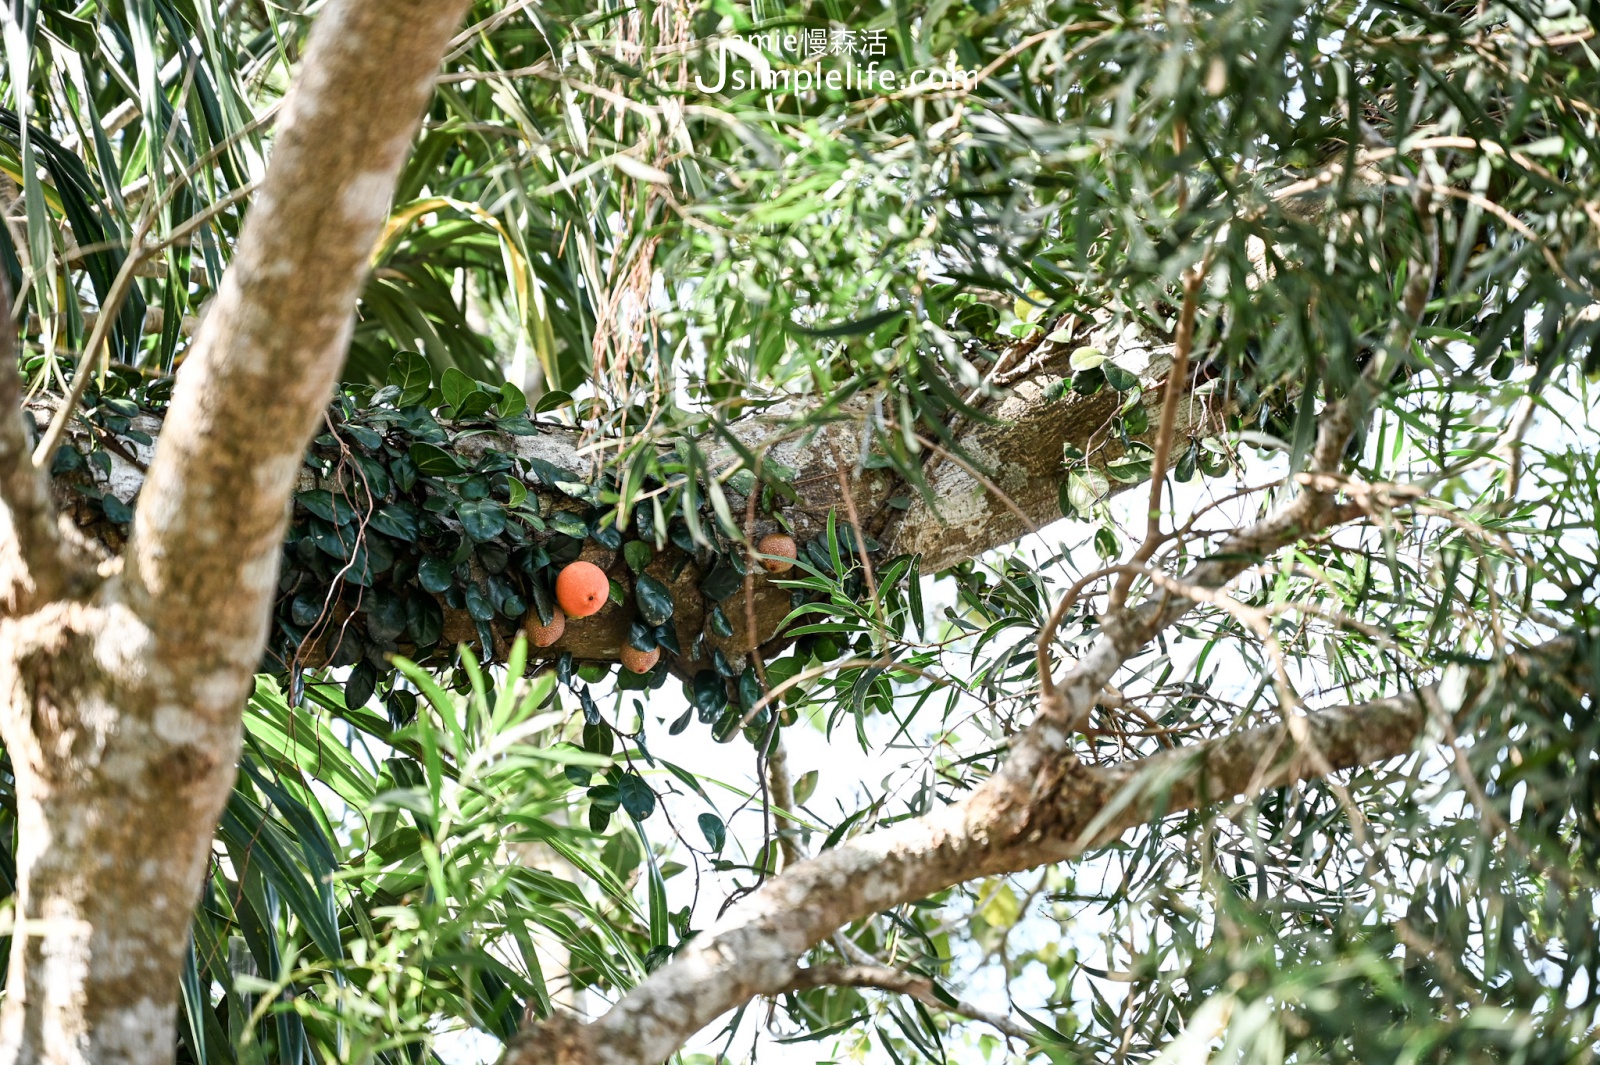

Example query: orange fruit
[757,533,798,574]
[526,605,566,647]
[555,561,610,618]
[619,643,661,674]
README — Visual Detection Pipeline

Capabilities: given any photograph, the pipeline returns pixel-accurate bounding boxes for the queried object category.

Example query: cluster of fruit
[525,533,799,673]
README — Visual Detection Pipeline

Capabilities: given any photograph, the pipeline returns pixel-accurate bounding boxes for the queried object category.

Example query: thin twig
[1109,262,1206,613]
[785,964,1035,1041]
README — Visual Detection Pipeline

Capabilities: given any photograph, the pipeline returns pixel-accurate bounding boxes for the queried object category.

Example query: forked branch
[0,278,91,609]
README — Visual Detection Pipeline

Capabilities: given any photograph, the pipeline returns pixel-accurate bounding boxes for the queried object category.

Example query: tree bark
[0,1,471,1061]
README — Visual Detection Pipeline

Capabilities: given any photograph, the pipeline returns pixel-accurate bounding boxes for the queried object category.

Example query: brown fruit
[526,605,566,647]
[555,561,610,618]
[757,532,798,574]
[619,643,660,674]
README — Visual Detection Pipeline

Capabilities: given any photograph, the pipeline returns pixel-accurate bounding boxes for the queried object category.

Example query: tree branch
[0,279,92,610]
[1111,261,1207,614]
[1030,210,1435,762]
[1030,402,1364,765]
[785,963,1035,1041]
[49,333,1190,671]
[765,732,803,871]
[511,633,1580,1065]
[121,0,472,709]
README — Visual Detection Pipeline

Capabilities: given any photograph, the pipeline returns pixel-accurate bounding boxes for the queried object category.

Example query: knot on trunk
[3,607,115,778]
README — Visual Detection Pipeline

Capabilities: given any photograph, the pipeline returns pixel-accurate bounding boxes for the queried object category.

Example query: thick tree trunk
[0,598,239,1063]
[0,1,472,1061]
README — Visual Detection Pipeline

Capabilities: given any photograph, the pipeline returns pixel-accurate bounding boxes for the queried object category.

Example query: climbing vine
[24,349,934,841]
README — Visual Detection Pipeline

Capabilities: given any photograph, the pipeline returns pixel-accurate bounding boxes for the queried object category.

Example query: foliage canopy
[3,0,1599,1062]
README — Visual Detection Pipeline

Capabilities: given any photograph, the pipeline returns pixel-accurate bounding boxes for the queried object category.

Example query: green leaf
[409,442,463,476]
[690,671,726,721]
[1058,480,1077,519]
[635,574,674,626]
[793,769,818,806]
[297,489,358,526]
[601,830,642,880]
[617,773,656,821]
[465,582,495,621]
[1104,456,1153,484]
[627,621,658,653]
[366,595,407,642]
[387,350,432,407]
[698,812,726,852]
[1094,526,1121,558]
[369,504,420,541]
[623,540,654,574]
[1122,400,1150,435]
[535,390,574,414]
[493,414,539,436]
[789,307,905,337]
[1066,471,1109,513]
[1175,445,1198,482]
[441,367,476,411]
[1068,345,1105,371]
[550,511,588,537]
[643,845,669,948]
[418,556,455,594]
[497,381,528,418]
[51,446,86,476]
[291,592,323,627]
[980,882,1021,928]
[456,500,506,541]
[219,794,343,961]
[529,578,555,626]
[737,667,762,711]
[345,660,378,709]
[100,493,133,524]
[406,593,444,646]
[345,424,385,451]
[592,520,623,550]
[454,388,497,421]
[1102,362,1139,390]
